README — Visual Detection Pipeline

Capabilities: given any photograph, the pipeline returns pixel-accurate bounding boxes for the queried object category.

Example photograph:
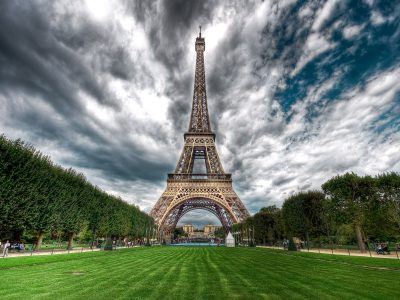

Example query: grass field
[1,247,399,299]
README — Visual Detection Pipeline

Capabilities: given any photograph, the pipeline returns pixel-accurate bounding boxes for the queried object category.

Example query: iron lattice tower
[150,30,250,237]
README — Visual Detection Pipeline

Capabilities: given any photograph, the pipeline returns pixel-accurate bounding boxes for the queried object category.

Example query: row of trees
[0,135,154,249]
[232,206,282,246]
[234,172,400,251]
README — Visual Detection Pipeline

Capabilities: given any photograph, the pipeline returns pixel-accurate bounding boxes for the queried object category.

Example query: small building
[225,232,235,247]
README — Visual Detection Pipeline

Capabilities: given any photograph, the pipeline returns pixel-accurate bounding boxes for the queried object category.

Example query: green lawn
[1,247,399,299]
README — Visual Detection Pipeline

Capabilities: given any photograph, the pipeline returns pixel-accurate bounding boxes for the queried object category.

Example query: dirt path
[257,245,400,260]
[1,247,101,259]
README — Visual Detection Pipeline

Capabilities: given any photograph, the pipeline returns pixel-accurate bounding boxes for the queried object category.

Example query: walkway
[257,245,400,259]
[1,247,102,259]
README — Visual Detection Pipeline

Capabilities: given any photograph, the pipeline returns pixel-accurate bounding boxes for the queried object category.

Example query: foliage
[234,172,400,250]
[232,206,282,245]
[321,173,399,251]
[375,172,400,232]
[173,227,184,239]
[282,191,327,241]
[0,135,153,245]
[213,227,226,239]
[251,206,283,244]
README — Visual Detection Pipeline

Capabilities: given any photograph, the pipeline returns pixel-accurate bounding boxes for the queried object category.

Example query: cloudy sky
[1,0,399,227]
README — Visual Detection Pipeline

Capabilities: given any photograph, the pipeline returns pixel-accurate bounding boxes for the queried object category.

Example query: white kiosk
[225,232,235,247]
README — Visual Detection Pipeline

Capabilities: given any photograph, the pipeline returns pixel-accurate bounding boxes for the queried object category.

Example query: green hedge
[0,135,154,242]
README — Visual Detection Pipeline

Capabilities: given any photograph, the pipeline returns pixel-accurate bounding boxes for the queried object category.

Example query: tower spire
[188,30,211,133]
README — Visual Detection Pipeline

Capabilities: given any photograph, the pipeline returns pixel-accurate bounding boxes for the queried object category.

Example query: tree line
[233,172,400,251]
[0,135,154,249]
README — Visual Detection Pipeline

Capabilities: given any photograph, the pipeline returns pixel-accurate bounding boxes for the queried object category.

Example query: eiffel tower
[150,28,250,237]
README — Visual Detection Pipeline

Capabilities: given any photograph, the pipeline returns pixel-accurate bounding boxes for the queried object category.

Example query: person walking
[2,240,10,258]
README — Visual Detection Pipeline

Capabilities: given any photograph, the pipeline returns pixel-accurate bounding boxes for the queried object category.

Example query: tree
[214,227,226,239]
[173,227,184,240]
[231,207,283,246]
[375,173,400,232]
[322,173,374,252]
[252,206,283,244]
[281,191,327,244]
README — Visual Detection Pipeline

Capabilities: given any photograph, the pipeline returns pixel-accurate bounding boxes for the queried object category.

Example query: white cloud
[292,32,336,75]
[178,211,221,228]
[299,4,314,18]
[291,0,349,75]
[311,0,341,31]
[343,24,364,39]
[236,67,400,211]
[370,10,388,25]
[85,0,112,21]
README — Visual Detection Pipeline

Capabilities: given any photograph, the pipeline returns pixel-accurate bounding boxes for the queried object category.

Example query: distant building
[182,223,222,238]
[183,224,194,234]
[203,224,221,237]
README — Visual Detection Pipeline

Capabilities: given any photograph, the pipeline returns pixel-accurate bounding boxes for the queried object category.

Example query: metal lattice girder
[150,31,250,237]
[189,35,210,133]
[151,178,250,235]
[174,134,224,175]
[164,197,234,232]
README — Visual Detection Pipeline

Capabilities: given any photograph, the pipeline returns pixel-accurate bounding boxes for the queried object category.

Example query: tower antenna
[199,25,201,37]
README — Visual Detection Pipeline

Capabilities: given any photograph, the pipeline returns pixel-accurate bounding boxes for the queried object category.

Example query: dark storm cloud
[2,91,172,182]
[272,175,296,187]
[66,138,172,182]
[0,0,174,184]
[132,0,215,70]
[126,0,218,135]
[0,1,120,113]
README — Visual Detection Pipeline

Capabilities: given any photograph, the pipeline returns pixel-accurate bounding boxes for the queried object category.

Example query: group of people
[123,238,147,247]
[375,243,390,255]
[1,241,26,257]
